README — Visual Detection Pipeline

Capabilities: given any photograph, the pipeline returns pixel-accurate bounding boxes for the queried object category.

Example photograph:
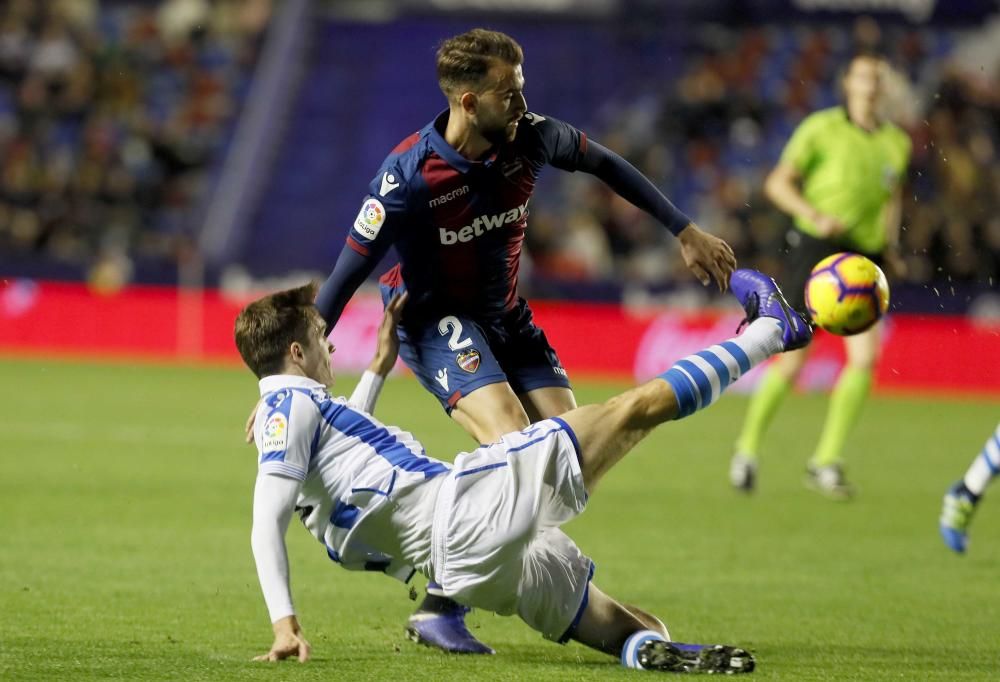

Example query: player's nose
[513,93,527,115]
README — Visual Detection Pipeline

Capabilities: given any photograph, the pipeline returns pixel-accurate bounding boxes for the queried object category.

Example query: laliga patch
[457,349,481,373]
[261,413,288,451]
[354,198,386,240]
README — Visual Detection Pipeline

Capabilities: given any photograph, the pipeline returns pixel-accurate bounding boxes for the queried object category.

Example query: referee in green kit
[730,52,911,498]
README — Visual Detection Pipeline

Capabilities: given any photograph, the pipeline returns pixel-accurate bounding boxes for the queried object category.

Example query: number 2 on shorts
[438,316,473,351]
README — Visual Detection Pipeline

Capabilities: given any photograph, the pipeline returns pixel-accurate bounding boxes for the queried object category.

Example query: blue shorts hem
[557,562,596,644]
[441,374,508,413]
[550,416,581,461]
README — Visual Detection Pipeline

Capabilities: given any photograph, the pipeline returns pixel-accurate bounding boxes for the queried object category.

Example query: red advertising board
[1,280,998,396]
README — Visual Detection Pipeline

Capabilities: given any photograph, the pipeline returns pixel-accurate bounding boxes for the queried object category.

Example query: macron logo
[439,202,528,245]
[428,185,469,207]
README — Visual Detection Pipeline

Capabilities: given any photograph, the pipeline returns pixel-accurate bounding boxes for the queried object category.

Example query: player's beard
[480,117,516,146]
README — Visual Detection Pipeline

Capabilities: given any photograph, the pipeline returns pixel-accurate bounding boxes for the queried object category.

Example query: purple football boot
[405,603,495,655]
[730,269,813,351]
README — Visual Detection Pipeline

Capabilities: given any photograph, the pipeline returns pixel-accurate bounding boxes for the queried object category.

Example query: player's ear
[289,341,305,364]
[459,90,478,115]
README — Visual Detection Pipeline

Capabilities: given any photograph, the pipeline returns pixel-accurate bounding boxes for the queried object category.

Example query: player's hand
[369,292,408,377]
[677,223,737,291]
[811,213,846,238]
[245,398,262,444]
[253,616,311,663]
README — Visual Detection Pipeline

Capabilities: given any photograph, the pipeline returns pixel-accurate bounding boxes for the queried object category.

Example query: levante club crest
[457,349,481,373]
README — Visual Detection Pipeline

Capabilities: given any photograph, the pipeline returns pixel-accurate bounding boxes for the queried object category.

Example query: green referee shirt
[780,107,911,254]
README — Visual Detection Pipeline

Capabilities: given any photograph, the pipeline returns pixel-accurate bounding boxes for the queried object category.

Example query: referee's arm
[881,187,907,278]
[764,161,844,238]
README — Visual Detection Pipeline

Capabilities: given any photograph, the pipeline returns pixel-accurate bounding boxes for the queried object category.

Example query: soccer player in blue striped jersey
[235,269,809,671]
[314,29,736,652]
[939,422,1000,554]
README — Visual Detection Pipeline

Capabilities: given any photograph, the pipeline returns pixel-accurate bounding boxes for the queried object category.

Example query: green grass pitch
[2,357,998,680]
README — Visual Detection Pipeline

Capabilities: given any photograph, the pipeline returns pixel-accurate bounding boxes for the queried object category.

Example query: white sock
[659,318,783,419]
[963,423,1000,496]
[621,629,668,669]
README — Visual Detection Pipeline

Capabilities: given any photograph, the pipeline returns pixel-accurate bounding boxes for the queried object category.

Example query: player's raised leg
[560,269,811,492]
[940,422,1000,554]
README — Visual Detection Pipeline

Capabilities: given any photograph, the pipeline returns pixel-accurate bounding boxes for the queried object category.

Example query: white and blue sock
[962,423,1000,497]
[659,318,783,420]
[621,629,669,669]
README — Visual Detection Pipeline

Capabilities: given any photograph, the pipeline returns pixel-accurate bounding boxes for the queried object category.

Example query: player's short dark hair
[234,282,319,379]
[436,28,524,99]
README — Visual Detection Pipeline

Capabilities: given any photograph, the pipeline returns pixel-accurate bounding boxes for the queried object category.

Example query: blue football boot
[730,269,813,351]
[405,602,494,655]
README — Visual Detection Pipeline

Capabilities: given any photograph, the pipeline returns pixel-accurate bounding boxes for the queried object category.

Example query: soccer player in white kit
[235,270,812,672]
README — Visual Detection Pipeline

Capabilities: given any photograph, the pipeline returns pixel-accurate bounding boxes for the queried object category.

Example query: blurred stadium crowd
[0,3,996,299]
[0,0,267,286]
[527,18,1000,299]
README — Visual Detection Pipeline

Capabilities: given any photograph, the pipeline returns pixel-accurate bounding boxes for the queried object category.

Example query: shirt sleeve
[347,370,385,414]
[314,246,376,331]
[255,390,318,481]
[250,471,301,622]
[522,112,587,171]
[577,139,691,236]
[345,161,410,259]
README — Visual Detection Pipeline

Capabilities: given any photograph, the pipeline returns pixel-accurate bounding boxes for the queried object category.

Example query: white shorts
[430,418,594,642]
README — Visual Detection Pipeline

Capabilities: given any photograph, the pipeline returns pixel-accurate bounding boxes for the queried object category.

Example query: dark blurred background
[0,0,997,316]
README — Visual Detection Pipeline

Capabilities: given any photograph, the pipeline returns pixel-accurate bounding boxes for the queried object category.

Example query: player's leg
[562,269,811,492]
[569,585,665,655]
[730,230,837,492]
[377,290,507,653]
[570,586,754,674]
[510,522,751,673]
[806,320,882,499]
[940,422,1000,554]
[518,386,577,422]
[450,382,531,444]
[730,347,809,491]
[496,297,578,422]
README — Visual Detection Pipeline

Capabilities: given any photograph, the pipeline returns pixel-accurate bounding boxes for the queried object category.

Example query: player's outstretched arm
[764,161,844,237]
[348,292,408,413]
[315,246,381,333]
[577,139,735,290]
[251,473,309,662]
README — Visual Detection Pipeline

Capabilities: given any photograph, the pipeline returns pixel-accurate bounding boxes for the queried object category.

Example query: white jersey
[254,374,450,582]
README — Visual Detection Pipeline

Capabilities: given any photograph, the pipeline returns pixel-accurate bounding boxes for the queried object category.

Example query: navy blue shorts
[379,285,571,412]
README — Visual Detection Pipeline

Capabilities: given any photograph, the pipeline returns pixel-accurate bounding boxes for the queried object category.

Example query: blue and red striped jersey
[347,110,587,318]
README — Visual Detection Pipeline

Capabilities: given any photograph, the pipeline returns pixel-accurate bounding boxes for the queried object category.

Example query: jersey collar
[426,109,499,173]
[841,106,883,134]
[258,374,326,396]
